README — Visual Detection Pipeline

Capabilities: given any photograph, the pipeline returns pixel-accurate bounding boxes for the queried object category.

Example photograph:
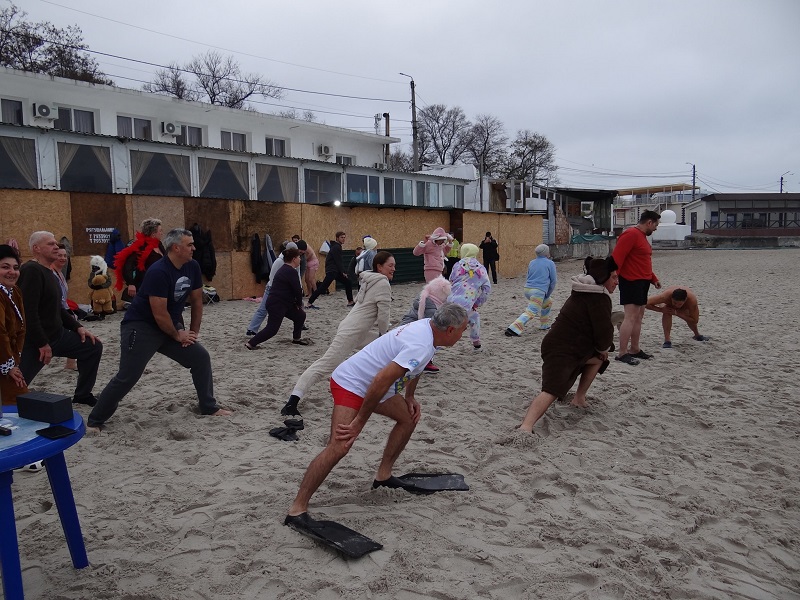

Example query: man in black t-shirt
[88,229,232,430]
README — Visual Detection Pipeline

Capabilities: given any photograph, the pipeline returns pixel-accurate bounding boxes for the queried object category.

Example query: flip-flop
[15,461,44,473]
[630,350,652,360]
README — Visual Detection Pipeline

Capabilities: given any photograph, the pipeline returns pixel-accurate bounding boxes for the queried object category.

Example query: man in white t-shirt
[286,303,468,520]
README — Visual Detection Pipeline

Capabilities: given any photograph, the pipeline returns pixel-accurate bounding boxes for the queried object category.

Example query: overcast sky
[13,0,800,193]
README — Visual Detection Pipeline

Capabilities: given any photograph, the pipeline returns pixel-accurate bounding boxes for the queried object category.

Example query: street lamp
[399,72,419,171]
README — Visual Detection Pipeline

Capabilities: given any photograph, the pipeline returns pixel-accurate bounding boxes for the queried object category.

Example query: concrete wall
[549,240,616,261]
[687,234,800,249]
[1,189,545,301]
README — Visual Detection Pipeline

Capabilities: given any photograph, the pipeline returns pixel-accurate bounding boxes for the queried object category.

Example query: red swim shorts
[330,378,364,411]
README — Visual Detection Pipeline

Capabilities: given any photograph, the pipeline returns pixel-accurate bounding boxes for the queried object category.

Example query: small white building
[682,193,800,232]
[0,67,471,206]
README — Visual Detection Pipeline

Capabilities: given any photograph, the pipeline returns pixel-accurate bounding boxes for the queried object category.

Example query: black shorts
[618,277,650,305]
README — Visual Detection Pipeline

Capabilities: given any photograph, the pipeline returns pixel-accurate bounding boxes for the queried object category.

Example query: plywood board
[130,196,185,240]
[0,190,72,260]
[184,198,233,251]
[69,192,129,257]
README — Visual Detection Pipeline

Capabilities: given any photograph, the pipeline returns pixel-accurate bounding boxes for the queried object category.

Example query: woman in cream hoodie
[281,251,395,416]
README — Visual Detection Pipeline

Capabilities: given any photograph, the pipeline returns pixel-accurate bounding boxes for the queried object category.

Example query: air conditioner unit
[32,103,58,120]
[374,162,387,170]
[161,121,180,136]
[317,144,332,156]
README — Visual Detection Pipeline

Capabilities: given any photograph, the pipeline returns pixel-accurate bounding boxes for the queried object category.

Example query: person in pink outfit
[412,227,453,283]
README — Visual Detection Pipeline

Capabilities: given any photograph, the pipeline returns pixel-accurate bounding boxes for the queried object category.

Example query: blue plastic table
[0,408,88,600]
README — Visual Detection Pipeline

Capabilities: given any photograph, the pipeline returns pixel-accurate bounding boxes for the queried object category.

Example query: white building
[0,67,470,206]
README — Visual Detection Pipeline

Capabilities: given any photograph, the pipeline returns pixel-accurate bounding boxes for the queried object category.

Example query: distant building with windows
[0,66,470,206]
[683,193,800,234]
[612,184,710,231]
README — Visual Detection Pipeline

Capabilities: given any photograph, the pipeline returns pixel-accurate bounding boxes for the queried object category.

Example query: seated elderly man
[519,256,618,433]
[18,231,103,406]
[645,286,709,348]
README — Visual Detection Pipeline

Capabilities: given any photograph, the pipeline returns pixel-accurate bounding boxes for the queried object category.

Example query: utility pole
[686,162,696,202]
[399,73,419,171]
[383,112,390,166]
[780,171,792,193]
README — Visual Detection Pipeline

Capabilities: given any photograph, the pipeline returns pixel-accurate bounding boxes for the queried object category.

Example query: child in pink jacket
[413,227,453,282]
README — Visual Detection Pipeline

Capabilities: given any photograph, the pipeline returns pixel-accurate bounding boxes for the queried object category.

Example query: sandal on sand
[630,350,653,360]
[16,461,44,473]
[245,343,258,350]
[693,335,710,341]
[615,354,640,366]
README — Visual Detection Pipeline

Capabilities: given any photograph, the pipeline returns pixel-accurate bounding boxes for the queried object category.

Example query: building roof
[615,183,696,196]
[553,187,618,202]
[682,192,800,210]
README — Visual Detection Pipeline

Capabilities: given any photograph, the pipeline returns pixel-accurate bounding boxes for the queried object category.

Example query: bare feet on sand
[569,397,590,408]
[212,408,233,416]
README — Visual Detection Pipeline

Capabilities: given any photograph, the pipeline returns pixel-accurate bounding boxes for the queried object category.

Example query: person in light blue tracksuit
[506,244,557,337]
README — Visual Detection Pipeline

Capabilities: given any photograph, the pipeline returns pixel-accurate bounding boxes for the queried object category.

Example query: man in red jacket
[611,210,661,365]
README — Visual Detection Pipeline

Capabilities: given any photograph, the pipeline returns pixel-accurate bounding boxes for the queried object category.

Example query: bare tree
[467,114,508,178]
[143,63,198,101]
[0,3,111,84]
[144,50,282,109]
[502,130,558,185]
[387,147,414,172]
[273,108,318,123]
[418,104,473,165]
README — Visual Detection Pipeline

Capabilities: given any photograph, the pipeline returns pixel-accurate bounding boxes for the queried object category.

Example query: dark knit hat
[584,255,617,285]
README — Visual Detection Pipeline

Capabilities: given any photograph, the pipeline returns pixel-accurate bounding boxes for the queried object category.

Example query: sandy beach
[10,248,800,599]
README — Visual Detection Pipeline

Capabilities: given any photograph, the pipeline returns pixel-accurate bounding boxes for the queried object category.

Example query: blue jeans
[247,284,271,332]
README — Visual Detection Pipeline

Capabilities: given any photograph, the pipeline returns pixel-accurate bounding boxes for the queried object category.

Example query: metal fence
[703,220,800,230]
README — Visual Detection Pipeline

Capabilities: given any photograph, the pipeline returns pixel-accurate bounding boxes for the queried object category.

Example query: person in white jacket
[281,251,395,416]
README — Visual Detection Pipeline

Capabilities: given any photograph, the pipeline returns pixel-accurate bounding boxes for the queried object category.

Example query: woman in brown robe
[519,256,618,433]
[0,244,28,406]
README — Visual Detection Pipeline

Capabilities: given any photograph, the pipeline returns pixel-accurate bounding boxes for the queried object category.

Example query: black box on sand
[17,391,72,424]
